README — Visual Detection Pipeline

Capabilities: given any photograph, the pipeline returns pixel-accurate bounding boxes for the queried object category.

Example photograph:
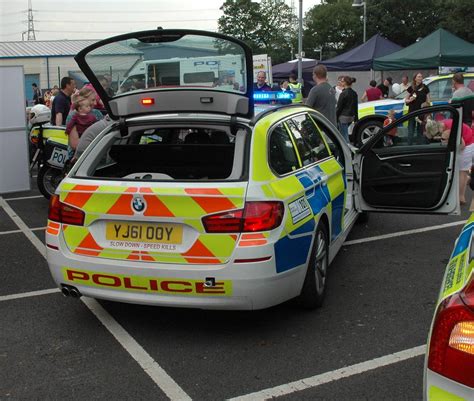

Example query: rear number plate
[106,222,183,244]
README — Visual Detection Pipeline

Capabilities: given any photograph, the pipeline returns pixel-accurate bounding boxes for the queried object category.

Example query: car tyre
[355,119,383,147]
[37,165,63,200]
[297,222,329,309]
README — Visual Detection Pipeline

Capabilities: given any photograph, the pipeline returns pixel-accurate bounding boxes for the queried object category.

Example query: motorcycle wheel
[37,165,64,200]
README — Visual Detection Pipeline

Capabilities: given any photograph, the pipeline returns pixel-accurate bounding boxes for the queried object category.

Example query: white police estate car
[45,29,463,310]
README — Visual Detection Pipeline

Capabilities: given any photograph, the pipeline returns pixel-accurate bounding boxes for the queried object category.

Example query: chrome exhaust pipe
[61,286,70,297]
[69,288,81,298]
[60,284,82,298]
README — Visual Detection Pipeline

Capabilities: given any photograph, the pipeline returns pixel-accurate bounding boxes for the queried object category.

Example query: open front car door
[354,105,462,215]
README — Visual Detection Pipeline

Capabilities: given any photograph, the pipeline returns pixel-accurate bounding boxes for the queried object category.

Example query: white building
[0,40,141,105]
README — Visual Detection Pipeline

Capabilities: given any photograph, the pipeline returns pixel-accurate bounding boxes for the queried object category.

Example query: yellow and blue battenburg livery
[424,214,474,401]
[45,29,463,311]
[440,217,474,300]
[272,162,346,274]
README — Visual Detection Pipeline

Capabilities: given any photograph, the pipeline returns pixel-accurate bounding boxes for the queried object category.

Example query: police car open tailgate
[74,29,254,119]
[57,180,247,264]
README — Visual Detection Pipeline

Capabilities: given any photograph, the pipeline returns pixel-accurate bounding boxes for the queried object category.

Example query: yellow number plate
[106,222,183,244]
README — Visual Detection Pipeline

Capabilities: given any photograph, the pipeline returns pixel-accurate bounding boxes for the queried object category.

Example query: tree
[366,0,443,47]
[438,0,474,43]
[218,0,296,64]
[303,0,363,59]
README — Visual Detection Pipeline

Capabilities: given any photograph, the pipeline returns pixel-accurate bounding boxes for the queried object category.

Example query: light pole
[297,0,303,84]
[352,0,366,43]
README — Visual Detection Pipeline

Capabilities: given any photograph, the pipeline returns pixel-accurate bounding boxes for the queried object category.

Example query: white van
[118,55,244,93]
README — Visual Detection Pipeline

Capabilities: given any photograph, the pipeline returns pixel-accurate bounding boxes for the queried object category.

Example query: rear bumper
[46,245,307,310]
[424,369,474,401]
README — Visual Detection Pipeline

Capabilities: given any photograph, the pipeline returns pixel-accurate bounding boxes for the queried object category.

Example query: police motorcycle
[29,105,69,199]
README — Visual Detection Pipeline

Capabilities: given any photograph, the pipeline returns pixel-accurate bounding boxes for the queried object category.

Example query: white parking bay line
[0,288,59,302]
[82,297,192,401]
[343,220,465,246]
[228,345,426,401]
[4,195,44,201]
[0,226,46,236]
[0,195,192,401]
[0,197,46,257]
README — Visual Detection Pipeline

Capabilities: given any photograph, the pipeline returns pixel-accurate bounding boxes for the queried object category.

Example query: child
[66,95,98,138]
[383,109,397,146]
[65,95,99,161]
[424,115,443,141]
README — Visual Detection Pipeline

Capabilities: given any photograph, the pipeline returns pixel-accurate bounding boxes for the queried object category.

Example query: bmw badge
[132,196,146,213]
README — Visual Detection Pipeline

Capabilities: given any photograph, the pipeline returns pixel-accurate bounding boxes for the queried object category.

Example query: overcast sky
[0,0,321,42]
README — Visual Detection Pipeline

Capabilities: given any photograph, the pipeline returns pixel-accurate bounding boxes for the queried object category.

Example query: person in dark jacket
[336,76,358,142]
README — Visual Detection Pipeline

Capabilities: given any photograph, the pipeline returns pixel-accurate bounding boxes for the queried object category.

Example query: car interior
[77,124,249,181]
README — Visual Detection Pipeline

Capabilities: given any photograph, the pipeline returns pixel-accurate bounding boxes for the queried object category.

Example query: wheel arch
[317,212,330,242]
[353,114,386,136]
[352,114,386,146]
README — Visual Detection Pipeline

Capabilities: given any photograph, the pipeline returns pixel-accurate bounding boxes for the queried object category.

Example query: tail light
[202,201,284,233]
[427,277,474,387]
[48,194,85,226]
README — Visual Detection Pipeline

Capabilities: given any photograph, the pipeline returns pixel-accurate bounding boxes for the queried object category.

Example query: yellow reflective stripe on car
[198,234,237,259]
[261,184,274,198]
[440,214,474,300]
[358,105,376,119]
[319,158,346,200]
[441,251,470,299]
[269,175,305,200]
[62,225,90,251]
[429,386,466,401]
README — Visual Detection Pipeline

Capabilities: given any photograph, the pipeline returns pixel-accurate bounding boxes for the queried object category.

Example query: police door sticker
[289,196,311,224]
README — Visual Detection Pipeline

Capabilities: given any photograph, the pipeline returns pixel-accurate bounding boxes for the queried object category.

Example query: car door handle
[399,163,412,167]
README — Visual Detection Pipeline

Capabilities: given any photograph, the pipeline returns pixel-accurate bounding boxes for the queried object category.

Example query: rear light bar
[427,276,474,387]
[202,201,284,233]
[48,195,85,226]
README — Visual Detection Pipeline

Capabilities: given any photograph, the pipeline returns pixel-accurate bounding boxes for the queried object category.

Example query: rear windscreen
[82,34,248,96]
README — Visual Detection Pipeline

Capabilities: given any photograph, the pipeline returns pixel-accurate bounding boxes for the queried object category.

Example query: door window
[428,79,452,101]
[286,114,331,165]
[360,106,460,210]
[268,123,300,175]
[375,109,456,148]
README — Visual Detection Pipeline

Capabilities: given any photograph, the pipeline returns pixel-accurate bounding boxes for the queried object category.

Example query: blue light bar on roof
[253,91,295,101]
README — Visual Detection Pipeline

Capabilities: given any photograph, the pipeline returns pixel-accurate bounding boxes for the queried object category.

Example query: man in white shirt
[399,75,410,93]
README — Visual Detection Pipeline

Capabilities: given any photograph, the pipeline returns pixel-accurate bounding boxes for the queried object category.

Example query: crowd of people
[253,66,412,142]
[31,75,114,163]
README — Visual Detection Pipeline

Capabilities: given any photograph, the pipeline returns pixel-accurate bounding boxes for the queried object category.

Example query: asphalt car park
[1,173,471,401]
